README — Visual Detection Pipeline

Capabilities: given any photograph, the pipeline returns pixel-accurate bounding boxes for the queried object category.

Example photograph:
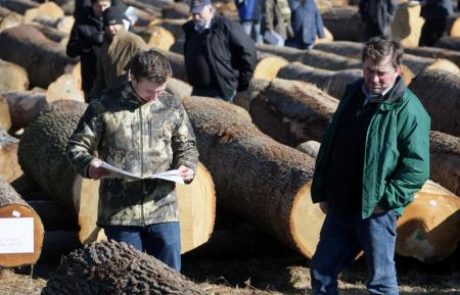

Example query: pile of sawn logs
[0,0,459,291]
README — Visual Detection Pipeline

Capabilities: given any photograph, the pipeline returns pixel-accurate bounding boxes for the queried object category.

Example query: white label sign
[0,218,34,254]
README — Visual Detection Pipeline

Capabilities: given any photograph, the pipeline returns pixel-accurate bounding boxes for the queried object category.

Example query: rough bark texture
[0,25,77,88]
[434,36,460,51]
[0,175,44,267]
[42,240,206,295]
[396,180,460,263]
[321,6,365,41]
[18,100,215,251]
[277,62,362,99]
[429,131,460,196]
[182,96,324,258]
[297,49,361,71]
[233,79,271,111]
[405,46,460,68]
[256,44,305,62]
[409,68,460,136]
[166,77,192,99]
[0,59,29,92]
[0,129,22,182]
[250,78,338,146]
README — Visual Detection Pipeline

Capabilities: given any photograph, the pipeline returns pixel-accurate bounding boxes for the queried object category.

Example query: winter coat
[67,82,199,227]
[359,0,396,36]
[183,15,257,101]
[235,0,263,21]
[311,78,430,218]
[288,0,325,45]
[264,0,294,39]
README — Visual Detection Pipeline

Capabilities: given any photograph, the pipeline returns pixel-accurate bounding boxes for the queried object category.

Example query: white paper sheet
[0,218,34,254]
[100,161,184,184]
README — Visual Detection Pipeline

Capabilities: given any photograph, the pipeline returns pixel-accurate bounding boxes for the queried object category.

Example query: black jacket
[183,15,257,101]
[359,0,396,36]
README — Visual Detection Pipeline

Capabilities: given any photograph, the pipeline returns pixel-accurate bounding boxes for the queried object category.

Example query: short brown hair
[362,36,403,69]
[128,49,172,84]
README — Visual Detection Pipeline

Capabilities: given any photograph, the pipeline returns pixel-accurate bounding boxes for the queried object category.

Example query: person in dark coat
[66,0,127,101]
[183,0,257,102]
[286,0,325,49]
[235,0,264,44]
[418,0,453,46]
[359,0,396,39]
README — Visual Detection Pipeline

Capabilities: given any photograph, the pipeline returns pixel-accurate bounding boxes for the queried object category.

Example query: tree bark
[42,240,206,295]
[166,77,192,99]
[409,68,460,136]
[0,25,78,88]
[0,9,22,33]
[18,100,215,252]
[405,46,460,68]
[1,0,39,15]
[23,2,64,25]
[0,129,22,183]
[0,176,44,267]
[182,96,324,258]
[233,79,271,111]
[321,6,365,41]
[429,131,460,196]
[2,90,48,133]
[0,59,29,92]
[0,95,12,131]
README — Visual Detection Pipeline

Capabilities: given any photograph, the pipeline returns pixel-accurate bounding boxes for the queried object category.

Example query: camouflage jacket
[67,82,199,227]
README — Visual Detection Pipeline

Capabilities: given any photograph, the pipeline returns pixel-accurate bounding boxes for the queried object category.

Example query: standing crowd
[64,0,445,294]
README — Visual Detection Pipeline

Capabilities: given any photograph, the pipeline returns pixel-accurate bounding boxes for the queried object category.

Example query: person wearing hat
[183,0,257,102]
[90,6,147,98]
[66,0,127,101]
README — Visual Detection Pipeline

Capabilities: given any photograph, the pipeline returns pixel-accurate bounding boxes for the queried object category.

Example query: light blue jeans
[310,209,399,295]
[104,222,181,271]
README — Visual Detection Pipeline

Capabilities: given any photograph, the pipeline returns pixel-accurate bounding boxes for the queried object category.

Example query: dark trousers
[104,222,181,271]
[310,210,399,295]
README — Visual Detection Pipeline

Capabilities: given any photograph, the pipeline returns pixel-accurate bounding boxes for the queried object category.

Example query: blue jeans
[104,222,181,272]
[310,210,399,295]
[241,20,263,44]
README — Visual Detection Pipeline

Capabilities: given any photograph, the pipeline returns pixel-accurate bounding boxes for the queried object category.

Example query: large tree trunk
[249,78,338,146]
[390,2,424,48]
[0,25,78,88]
[256,44,305,62]
[182,96,324,258]
[409,68,460,137]
[277,62,362,99]
[2,90,48,133]
[429,131,460,196]
[321,6,365,41]
[0,129,22,183]
[0,59,29,92]
[233,79,271,111]
[396,180,460,263]
[18,100,216,252]
[434,36,460,51]
[405,46,460,68]
[42,240,206,295]
[0,176,44,267]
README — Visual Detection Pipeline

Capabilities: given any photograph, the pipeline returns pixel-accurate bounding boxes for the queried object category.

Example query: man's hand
[319,201,328,214]
[178,165,194,184]
[88,158,109,180]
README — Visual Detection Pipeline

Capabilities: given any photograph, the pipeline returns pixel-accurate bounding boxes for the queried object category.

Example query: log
[1,0,39,15]
[46,73,85,103]
[296,140,321,159]
[0,59,29,92]
[297,49,362,70]
[390,2,424,48]
[162,2,190,19]
[152,18,187,41]
[147,26,175,51]
[23,2,64,26]
[0,129,22,183]
[0,95,12,131]
[2,90,47,133]
[321,6,364,41]
[0,9,22,32]
[434,36,460,51]
[405,46,460,68]
[0,25,78,88]
[166,77,192,99]
[182,95,324,258]
[0,176,44,267]
[429,131,460,196]
[409,68,460,136]
[249,78,338,146]
[253,54,289,81]
[233,79,271,111]
[42,240,206,295]
[256,44,305,62]
[159,49,187,82]
[277,62,363,99]
[448,14,460,37]
[33,24,69,44]
[18,100,216,252]
[396,180,460,263]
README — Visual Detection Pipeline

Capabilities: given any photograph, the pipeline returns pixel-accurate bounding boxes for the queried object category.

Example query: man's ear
[128,69,132,81]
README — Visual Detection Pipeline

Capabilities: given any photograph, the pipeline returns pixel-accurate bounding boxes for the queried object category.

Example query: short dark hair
[128,50,172,84]
[362,36,404,69]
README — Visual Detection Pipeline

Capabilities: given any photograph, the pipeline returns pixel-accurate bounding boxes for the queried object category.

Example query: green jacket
[311,78,430,218]
[68,82,199,227]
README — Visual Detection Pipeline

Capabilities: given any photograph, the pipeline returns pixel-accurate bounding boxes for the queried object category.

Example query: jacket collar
[121,81,145,106]
[356,76,406,111]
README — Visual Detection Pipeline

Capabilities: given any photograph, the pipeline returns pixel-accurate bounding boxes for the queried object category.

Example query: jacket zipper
[139,107,145,226]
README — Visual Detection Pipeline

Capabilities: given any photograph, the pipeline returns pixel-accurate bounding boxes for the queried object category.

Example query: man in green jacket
[67,50,199,272]
[310,37,430,295]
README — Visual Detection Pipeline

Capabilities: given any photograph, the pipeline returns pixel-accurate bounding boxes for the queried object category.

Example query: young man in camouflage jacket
[67,50,199,272]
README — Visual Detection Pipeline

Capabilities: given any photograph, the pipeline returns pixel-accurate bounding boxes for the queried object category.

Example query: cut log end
[253,56,289,81]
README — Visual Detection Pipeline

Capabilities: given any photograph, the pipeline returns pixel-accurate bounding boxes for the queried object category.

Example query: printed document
[100,161,184,184]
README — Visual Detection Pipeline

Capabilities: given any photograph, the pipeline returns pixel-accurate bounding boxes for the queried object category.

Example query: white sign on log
[0,218,34,253]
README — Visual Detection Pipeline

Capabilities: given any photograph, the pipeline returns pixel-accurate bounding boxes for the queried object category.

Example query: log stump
[2,90,47,133]
[0,59,29,92]
[0,176,44,267]
[0,129,22,183]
